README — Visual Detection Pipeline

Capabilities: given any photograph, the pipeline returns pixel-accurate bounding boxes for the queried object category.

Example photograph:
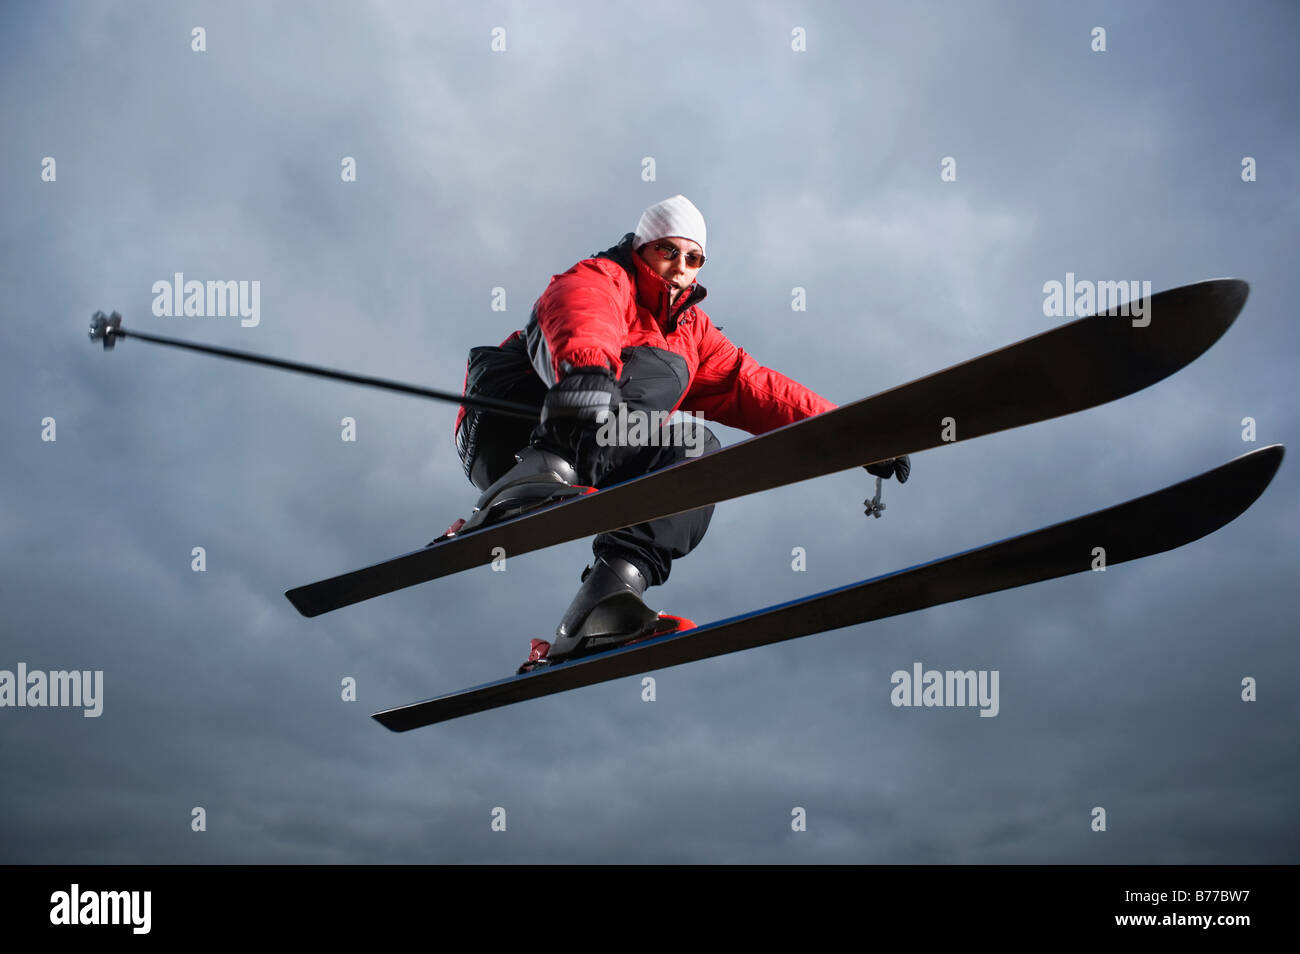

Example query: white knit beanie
[634,194,707,256]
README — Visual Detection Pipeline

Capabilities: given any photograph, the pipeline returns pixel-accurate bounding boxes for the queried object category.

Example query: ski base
[290,279,1250,618]
[372,445,1282,732]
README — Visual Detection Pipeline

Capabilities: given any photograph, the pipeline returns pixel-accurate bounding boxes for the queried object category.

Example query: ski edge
[371,444,1283,732]
[289,278,1250,618]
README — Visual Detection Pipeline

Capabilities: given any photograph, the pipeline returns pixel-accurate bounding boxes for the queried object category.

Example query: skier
[451,194,909,670]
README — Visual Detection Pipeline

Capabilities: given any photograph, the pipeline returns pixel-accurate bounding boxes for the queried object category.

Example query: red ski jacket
[525,233,836,434]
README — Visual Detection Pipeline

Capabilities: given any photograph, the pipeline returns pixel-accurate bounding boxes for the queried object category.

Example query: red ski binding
[516,614,695,674]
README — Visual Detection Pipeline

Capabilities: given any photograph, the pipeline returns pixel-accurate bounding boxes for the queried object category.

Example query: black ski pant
[461,342,720,587]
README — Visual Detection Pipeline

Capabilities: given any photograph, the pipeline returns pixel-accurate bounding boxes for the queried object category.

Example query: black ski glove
[865,455,911,484]
[541,364,621,427]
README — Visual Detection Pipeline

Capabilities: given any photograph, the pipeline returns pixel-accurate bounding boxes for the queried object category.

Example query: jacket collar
[594,233,707,331]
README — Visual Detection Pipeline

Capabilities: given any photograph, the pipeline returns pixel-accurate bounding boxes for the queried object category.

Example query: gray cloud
[1,0,1296,864]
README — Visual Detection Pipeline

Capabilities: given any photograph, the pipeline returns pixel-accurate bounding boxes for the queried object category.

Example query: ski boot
[428,446,596,544]
[517,555,694,673]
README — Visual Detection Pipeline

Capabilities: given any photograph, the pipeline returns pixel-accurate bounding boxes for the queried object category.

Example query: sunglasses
[651,242,706,268]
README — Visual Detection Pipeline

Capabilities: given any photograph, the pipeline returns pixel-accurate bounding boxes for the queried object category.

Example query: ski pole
[87,311,542,421]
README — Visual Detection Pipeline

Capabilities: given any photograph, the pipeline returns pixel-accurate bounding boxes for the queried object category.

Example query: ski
[289,279,1248,618]
[372,444,1283,731]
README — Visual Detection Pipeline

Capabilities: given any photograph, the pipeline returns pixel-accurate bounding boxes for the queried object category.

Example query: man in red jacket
[453,195,907,669]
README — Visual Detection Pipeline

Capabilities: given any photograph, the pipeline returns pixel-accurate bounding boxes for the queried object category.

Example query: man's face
[636,237,704,303]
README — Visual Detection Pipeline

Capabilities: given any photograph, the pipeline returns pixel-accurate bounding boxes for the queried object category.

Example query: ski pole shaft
[87,311,541,421]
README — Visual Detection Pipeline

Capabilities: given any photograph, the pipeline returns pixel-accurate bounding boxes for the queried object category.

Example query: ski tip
[1232,442,1283,479]
[1205,276,1248,296]
[1201,277,1249,316]
[1110,278,1251,377]
[1213,443,1284,524]
[1166,277,1250,333]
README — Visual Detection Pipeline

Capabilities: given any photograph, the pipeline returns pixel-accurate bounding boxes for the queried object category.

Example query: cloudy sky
[1,0,1296,863]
